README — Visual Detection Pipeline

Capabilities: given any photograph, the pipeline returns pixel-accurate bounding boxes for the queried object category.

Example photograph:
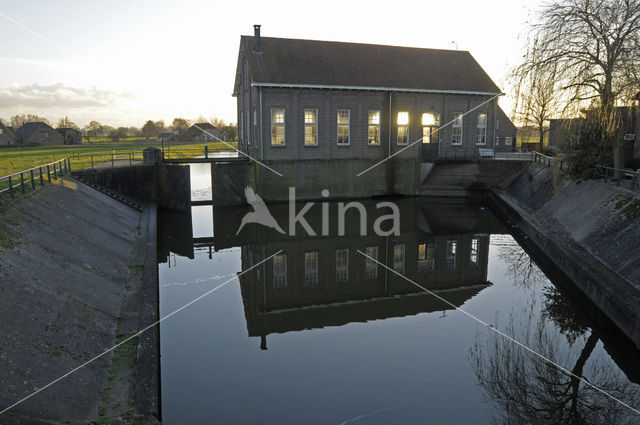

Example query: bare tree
[520,0,640,168]
[56,116,79,130]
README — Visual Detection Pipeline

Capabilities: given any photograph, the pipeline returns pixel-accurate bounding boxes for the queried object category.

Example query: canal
[157,164,640,424]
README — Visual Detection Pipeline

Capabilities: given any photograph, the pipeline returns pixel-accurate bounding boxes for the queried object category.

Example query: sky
[0,0,542,128]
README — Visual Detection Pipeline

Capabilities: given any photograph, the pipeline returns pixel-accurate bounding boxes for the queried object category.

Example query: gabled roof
[496,106,516,132]
[190,122,216,130]
[234,35,501,96]
[0,121,14,137]
[16,121,55,140]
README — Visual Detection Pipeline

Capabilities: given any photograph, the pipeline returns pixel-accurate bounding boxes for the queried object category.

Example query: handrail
[0,158,70,198]
[593,164,640,190]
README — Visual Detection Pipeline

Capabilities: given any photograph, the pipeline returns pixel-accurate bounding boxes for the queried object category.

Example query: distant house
[56,127,82,145]
[16,122,64,146]
[157,132,178,142]
[0,121,16,146]
[187,123,223,142]
[494,107,517,149]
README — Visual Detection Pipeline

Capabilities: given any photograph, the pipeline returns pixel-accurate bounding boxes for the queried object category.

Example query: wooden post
[39,167,44,185]
[91,155,94,169]
[47,165,51,183]
[53,162,57,179]
[67,158,72,172]
[129,152,132,166]
[111,153,114,167]
[205,145,209,159]
[30,170,35,190]
[20,172,25,193]
[8,176,14,199]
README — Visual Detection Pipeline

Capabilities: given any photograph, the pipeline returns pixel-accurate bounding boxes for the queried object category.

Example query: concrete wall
[73,164,191,211]
[212,158,421,206]
[423,161,527,189]
[490,165,640,349]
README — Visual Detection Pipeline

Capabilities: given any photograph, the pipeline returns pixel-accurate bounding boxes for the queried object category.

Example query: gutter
[251,82,501,97]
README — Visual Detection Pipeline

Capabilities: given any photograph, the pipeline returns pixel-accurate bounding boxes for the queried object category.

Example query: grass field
[0,140,237,176]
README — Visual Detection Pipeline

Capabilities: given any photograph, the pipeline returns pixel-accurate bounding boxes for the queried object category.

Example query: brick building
[233,25,515,161]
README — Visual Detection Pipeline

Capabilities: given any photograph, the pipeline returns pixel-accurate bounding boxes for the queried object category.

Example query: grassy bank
[0,140,237,176]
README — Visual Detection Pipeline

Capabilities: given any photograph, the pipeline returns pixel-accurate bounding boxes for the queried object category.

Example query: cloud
[0,83,134,109]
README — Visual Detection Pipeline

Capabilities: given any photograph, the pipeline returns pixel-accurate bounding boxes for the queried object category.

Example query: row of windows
[270,238,480,288]
[269,109,492,147]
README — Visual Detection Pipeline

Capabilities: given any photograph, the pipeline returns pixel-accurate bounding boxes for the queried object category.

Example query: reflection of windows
[417,243,435,273]
[446,240,457,270]
[336,248,349,282]
[476,113,487,145]
[304,109,318,146]
[365,246,378,279]
[505,137,513,145]
[452,113,463,145]
[368,111,380,145]
[273,253,287,288]
[393,243,406,274]
[397,112,409,145]
[304,251,318,285]
[271,108,285,145]
[470,238,479,267]
[337,109,350,145]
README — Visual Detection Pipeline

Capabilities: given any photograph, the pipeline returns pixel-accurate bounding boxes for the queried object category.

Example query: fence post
[39,167,44,186]
[30,170,35,190]
[47,165,51,183]
[91,155,94,169]
[53,162,57,179]
[129,152,132,166]
[205,145,209,159]
[68,158,72,173]
[111,153,114,167]
[20,172,25,194]
[8,176,13,199]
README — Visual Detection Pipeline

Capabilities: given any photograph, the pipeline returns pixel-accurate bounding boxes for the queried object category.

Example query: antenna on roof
[451,41,458,50]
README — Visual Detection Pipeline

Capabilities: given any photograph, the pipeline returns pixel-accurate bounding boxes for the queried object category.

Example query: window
[505,137,513,145]
[273,253,287,288]
[417,243,435,273]
[422,113,440,144]
[365,246,378,279]
[397,112,409,145]
[336,248,349,282]
[393,243,405,274]
[304,251,318,285]
[452,113,463,145]
[446,240,457,270]
[337,109,350,145]
[476,113,487,145]
[304,109,318,146]
[470,238,479,267]
[368,110,380,145]
[43,131,49,138]
[271,108,285,146]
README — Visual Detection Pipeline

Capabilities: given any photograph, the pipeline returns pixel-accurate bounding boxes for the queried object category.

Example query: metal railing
[533,152,569,171]
[494,151,534,161]
[593,165,640,190]
[0,158,71,199]
[424,143,535,162]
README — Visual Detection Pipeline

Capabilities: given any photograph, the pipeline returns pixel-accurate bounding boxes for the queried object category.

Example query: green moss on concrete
[97,332,138,417]
[608,194,633,210]
[621,199,640,220]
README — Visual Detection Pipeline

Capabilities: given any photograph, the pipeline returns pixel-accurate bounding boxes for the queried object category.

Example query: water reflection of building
[213,199,505,346]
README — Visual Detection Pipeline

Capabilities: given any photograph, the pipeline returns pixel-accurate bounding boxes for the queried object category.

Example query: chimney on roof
[253,24,262,53]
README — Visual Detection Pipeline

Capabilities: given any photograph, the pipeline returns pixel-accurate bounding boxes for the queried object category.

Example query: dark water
[158,164,640,425]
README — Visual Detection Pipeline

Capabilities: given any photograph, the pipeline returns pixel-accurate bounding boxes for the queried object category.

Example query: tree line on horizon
[0,114,238,143]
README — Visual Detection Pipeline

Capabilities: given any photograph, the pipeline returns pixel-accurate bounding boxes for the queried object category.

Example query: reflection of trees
[470,311,640,425]
[497,240,547,288]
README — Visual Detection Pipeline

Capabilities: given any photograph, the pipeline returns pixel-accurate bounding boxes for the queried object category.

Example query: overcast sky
[0,0,541,128]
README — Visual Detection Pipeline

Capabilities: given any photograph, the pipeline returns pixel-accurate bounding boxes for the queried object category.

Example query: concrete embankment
[490,164,640,349]
[0,178,160,424]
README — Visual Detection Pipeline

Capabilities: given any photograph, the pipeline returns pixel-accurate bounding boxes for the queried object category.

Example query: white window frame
[393,243,406,274]
[368,110,381,146]
[304,251,319,285]
[337,109,350,145]
[270,108,285,146]
[365,246,378,279]
[336,248,349,282]
[505,137,513,146]
[446,240,457,270]
[470,237,479,267]
[476,113,487,145]
[397,111,409,145]
[273,253,287,288]
[417,243,435,273]
[304,108,318,146]
[452,113,463,145]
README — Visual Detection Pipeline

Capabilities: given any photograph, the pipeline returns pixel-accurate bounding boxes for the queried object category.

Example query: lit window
[397,112,409,145]
[452,113,463,145]
[337,109,350,145]
[368,111,380,145]
[365,246,378,279]
[336,248,349,282]
[273,253,287,288]
[505,137,513,145]
[304,251,318,285]
[271,108,285,146]
[304,109,318,146]
[417,243,435,273]
[446,240,457,270]
[393,244,405,274]
[422,113,440,144]
[470,238,479,267]
[476,113,487,145]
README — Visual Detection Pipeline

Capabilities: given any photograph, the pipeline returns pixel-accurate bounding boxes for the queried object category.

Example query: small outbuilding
[187,123,223,142]
[56,127,82,144]
[157,132,178,143]
[0,121,16,146]
[16,122,64,146]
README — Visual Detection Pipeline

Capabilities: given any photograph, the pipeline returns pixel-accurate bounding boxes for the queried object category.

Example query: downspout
[259,87,264,161]
[388,92,394,157]
[493,97,497,149]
